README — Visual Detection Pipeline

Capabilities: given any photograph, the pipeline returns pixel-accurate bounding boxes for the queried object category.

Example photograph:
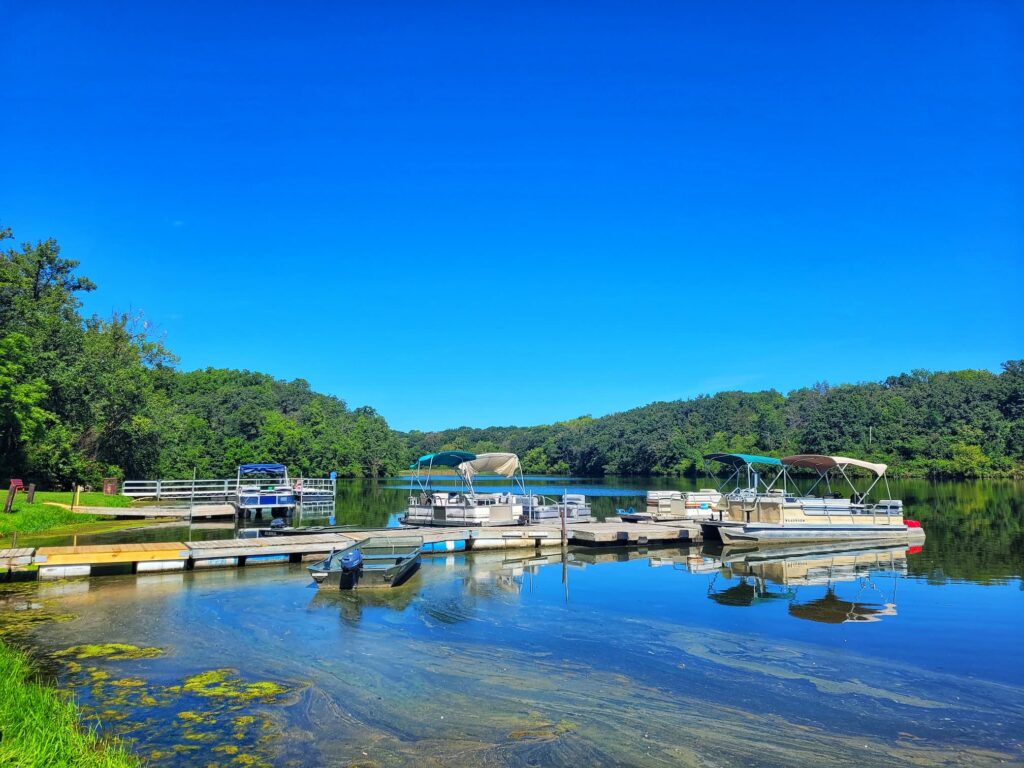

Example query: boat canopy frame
[410,451,527,497]
[702,453,784,494]
[238,463,289,478]
[781,455,892,502]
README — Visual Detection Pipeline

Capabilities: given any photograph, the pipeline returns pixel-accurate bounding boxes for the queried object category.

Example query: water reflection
[1,535,1023,766]
[696,542,908,623]
[16,478,1021,587]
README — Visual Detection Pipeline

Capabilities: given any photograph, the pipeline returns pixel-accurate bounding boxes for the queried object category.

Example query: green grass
[0,506,99,537]
[1,492,133,537]
[15,492,134,510]
[0,641,142,768]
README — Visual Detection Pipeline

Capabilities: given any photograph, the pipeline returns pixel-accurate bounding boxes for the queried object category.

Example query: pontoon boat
[234,463,296,519]
[701,455,924,545]
[403,452,537,526]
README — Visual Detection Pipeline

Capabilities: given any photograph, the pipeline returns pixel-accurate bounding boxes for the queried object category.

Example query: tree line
[0,227,404,487]
[404,366,1024,478]
[2,226,1022,487]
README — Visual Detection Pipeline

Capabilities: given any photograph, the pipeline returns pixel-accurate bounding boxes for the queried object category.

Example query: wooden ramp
[67,504,235,518]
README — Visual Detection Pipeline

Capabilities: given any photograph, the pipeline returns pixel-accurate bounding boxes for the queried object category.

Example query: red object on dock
[904,519,921,527]
[906,545,924,555]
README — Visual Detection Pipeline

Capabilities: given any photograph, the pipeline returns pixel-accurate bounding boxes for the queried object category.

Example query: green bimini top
[410,451,476,469]
[703,453,782,467]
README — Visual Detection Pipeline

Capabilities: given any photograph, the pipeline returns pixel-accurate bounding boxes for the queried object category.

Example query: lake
[1,478,1022,767]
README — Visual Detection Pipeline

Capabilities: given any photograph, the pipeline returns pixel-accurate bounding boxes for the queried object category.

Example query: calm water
[1,478,1022,767]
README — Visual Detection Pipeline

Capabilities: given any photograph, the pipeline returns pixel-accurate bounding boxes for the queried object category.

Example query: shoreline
[0,639,140,768]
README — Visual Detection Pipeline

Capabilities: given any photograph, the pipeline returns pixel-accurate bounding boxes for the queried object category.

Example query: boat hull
[404,502,525,527]
[707,521,925,545]
[316,559,420,589]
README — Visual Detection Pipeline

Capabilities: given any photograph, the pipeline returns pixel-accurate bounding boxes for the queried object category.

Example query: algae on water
[55,643,163,661]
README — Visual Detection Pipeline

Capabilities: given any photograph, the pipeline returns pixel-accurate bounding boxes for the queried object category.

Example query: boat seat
[362,563,391,571]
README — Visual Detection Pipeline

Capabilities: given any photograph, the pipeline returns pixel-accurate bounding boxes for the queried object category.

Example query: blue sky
[2,1,1022,431]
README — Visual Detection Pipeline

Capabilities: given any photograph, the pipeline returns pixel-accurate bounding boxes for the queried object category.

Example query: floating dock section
[1,520,702,581]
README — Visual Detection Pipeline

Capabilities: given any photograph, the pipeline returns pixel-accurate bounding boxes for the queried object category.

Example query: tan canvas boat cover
[782,455,887,476]
[457,452,522,480]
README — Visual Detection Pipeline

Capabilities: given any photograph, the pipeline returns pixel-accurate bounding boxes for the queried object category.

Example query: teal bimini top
[410,451,476,469]
[703,453,782,467]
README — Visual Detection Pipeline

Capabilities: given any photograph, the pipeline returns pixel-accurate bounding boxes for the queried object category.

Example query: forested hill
[0,228,405,486]
[2,227,1022,486]
[404,362,1024,478]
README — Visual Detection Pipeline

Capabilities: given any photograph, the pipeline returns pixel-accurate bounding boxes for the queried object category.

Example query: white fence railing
[122,477,336,500]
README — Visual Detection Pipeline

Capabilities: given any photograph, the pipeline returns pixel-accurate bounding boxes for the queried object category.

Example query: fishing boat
[234,463,296,519]
[627,453,781,523]
[701,455,924,545]
[308,536,422,590]
[403,452,539,526]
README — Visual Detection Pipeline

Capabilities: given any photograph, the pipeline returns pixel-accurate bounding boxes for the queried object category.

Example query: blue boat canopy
[703,453,782,467]
[410,451,476,469]
[238,463,288,476]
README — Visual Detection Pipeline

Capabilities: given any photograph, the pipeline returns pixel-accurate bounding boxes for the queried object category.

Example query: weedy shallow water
[1,479,1022,767]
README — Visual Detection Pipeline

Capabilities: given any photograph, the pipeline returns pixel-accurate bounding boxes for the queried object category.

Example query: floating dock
[1,520,702,581]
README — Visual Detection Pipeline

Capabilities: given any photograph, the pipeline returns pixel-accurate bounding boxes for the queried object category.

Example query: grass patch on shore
[1,492,133,538]
[13,491,134,511]
[0,640,141,768]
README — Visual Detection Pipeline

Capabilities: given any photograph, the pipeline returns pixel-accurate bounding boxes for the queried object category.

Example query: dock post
[26,483,35,504]
[2,484,14,515]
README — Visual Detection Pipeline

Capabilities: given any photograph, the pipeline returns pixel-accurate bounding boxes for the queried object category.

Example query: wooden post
[26,483,35,504]
[2,484,15,515]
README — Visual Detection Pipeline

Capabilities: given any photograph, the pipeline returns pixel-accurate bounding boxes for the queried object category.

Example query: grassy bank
[1,492,132,537]
[0,641,141,768]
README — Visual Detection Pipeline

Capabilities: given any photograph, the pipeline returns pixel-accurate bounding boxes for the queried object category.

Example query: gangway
[122,476,336,502]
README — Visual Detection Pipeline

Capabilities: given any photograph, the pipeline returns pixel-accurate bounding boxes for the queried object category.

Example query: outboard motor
[270,517,287,530]
[340,549,363,572]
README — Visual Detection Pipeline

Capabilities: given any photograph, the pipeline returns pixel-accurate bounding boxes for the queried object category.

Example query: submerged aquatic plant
[181,668,291,703]
[54,643,163,661]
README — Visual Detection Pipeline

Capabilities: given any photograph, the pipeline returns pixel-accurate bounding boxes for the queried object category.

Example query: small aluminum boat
[308,536,422,590]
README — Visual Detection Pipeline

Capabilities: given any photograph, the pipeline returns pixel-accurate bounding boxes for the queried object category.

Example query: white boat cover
[457,452,522,481]
[782,455,887,476]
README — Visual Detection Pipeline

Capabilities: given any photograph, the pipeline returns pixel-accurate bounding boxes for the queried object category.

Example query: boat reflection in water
[306,547,578,623]
[695,541,913,623]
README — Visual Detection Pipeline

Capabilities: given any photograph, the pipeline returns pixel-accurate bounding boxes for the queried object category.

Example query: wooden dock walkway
[1,519,702,581]
[67,503,236,518]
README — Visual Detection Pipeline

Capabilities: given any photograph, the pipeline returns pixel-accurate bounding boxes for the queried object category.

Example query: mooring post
[26,483,35,504]
[2,483,15,515]
[560,490,567,548]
